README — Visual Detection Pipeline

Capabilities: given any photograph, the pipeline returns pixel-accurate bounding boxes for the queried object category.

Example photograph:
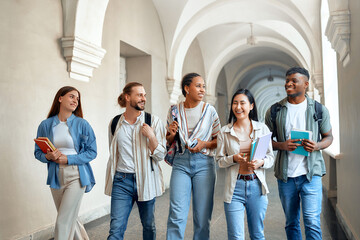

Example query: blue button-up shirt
[34,114,97,192]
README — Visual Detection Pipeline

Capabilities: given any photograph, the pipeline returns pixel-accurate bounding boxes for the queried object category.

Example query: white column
[166,78,182,104]
[205,94,217,106]
[312,72,324,103]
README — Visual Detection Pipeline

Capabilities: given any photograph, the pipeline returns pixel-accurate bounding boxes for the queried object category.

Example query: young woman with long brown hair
[34,86,97,240]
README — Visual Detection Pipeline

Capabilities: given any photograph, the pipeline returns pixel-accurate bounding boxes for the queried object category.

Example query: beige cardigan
[105,112,166,201]
[216,120,274,203]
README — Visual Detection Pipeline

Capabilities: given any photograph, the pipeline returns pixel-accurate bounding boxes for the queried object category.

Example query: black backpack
[111,112,154,171]
[270,101,323,142]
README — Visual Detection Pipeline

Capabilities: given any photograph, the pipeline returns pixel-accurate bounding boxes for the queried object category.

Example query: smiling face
[59,90,79,113]
[185,76,205,102]
[232,93,254,121]
[285,73,309,98]
[127,86,146,111]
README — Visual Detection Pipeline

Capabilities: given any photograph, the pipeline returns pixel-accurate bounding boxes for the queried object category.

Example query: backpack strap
[112,112,154,171]
[144,112,154,171]
[171,105,183,154]
[270,101,323,142]
[111,114,122,136]
[112,112,151,136]
[145,112,151,126]
[313,101,323,142]
[270,103,282,140]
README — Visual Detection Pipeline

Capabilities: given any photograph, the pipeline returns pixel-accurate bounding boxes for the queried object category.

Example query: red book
[34,137,56,153]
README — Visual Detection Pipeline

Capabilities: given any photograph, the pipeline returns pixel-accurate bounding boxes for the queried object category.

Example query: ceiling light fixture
[247,23,257,46]
[267,68,274,82]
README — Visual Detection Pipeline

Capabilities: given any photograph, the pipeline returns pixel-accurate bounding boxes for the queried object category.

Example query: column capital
[325,10,351,67]
[61,0,109,81]
[166,78,182,104]
[61,37,106,81]
[312,72,323,97]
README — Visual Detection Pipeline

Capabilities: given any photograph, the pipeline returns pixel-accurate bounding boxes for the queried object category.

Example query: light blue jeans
[277,175,322,240]
[224,176,268,240]
[108,172,156,240]
[166,150,216,240]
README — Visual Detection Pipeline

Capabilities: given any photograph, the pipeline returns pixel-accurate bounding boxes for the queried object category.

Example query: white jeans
[51,165,88,240]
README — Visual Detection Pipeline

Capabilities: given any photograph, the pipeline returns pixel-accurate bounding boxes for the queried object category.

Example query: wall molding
[61,37,106,82]
[336,205,359,240]
[325,10,351,67]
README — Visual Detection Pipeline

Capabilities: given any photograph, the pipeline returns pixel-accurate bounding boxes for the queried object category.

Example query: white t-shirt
[115,115,141,173]
[53,121,77,156]
[285,99,308,177]
[185,102,204,135]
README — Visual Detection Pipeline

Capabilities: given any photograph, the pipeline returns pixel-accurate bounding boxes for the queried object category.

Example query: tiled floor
[84,167,348,239]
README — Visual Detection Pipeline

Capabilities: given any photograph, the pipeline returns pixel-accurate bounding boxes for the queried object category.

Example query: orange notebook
[34,137,56,153]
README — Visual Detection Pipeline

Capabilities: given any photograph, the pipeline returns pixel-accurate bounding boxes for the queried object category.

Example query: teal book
[249,140,256,161]
[290,129,313,157]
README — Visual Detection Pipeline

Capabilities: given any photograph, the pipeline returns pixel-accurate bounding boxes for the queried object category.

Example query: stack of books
[249,132,272,161]
[34,137,56,153]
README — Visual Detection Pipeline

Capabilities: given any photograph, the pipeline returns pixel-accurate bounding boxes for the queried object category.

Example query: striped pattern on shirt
[167,101,221,156]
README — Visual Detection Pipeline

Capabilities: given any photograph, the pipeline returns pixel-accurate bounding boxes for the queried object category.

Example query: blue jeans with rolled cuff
[108,172,156,240]
[166,149,216,240]
[277,175,322,240]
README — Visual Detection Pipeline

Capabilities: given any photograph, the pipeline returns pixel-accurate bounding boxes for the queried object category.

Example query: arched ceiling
[152,0,323,108]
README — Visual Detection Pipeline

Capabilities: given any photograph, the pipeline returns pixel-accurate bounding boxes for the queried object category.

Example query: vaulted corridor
[1,0,359,239]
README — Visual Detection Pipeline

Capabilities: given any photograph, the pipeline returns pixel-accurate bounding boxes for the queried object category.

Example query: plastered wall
[335,0,360,238]
[0,0,171,239]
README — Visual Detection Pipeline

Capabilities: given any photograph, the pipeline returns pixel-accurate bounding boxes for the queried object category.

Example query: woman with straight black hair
[216,89,274,240]
[34,86,97,240]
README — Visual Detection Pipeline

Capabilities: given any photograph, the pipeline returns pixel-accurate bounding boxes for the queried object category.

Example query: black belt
[237,174,257,181]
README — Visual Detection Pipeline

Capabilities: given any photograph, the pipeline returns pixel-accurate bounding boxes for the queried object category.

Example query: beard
[130,100,145,111]
[287,91,303,98]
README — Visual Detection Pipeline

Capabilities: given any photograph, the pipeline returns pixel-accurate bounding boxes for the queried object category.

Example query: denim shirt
[34,114,97,193]
[265,95,332,182]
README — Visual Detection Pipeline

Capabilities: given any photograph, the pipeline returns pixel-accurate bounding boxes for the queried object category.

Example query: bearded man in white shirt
[105,82,166,240]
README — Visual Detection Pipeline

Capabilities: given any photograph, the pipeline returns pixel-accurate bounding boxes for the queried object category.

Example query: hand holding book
[34,137,56,153]
[247,159,265,171]
[282,138,302,151]
[301,138,318,153]
[290,129,313,156]
[34,137,68,163]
